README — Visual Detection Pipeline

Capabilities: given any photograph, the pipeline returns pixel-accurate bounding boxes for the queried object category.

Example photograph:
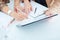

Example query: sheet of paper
[13,1,48,26]
[0,12,13,27]
[29,1,48,18]
[0,1,48,27]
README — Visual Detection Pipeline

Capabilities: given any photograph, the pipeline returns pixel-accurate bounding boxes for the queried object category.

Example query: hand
[45,9,54,16]
[45,1,60,16]
[11,11,28,21]
[14,4,24,13]
[24,1,32,14]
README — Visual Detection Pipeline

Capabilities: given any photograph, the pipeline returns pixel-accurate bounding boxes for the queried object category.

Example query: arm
[45,0,60,16]
[46,0,52,7]
[24,0,32,14]
[1,5,27,21]
[24,0,29,2]
[14,0,20,6]
[14,0,25,12]
[1,5,18,19]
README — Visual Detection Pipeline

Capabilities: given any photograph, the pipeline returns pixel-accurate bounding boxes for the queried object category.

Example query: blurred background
[0,0,60,40]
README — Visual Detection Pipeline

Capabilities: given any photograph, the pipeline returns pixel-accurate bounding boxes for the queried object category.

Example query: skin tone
[46,0,60,16]
[24,0,32,14]
[46,0,52,7]
[14,0,32,15]
[1,0,60,21]
[0,0,28,21]
[14,0,24,11]
[1,5,28,21]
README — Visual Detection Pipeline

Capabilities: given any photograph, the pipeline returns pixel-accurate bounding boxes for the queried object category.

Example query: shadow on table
[17,19,49,32]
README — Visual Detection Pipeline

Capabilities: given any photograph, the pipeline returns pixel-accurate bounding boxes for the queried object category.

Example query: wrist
[1,5,9,14]
[1,5,13,16]
[10,11,17,18]
[0,2,6,11]
[14,0,20,6]
[24,0,29,3]
[49,0,55,7]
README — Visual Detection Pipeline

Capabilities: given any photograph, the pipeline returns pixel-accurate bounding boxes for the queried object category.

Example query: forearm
[1,5,16,18]
[45,0,60,16]
[24,0,29,3]
[46,0,52,7]
[14,0,20,6]
[44,0,60,8]
[46,0,60,7]
[1,6,9,14]
[55,0,60,2]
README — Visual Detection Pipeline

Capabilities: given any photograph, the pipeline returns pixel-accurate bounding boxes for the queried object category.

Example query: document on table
[0,1,53,27]
[0,12,13,27]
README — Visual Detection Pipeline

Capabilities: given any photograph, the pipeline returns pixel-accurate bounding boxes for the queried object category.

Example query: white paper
[0,12,13,27]
[0,1,48,27]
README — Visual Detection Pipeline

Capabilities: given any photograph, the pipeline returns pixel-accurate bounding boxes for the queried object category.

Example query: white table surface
[0,0,60,40]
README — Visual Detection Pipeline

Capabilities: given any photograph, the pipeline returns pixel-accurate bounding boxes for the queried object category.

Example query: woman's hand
[45,1,60,16]
[14,0,32,15]
[14,4,25,13]
[3,6,28,21]
[14,0,25,12]
[24,0,32,14]
[11,11,28,21]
